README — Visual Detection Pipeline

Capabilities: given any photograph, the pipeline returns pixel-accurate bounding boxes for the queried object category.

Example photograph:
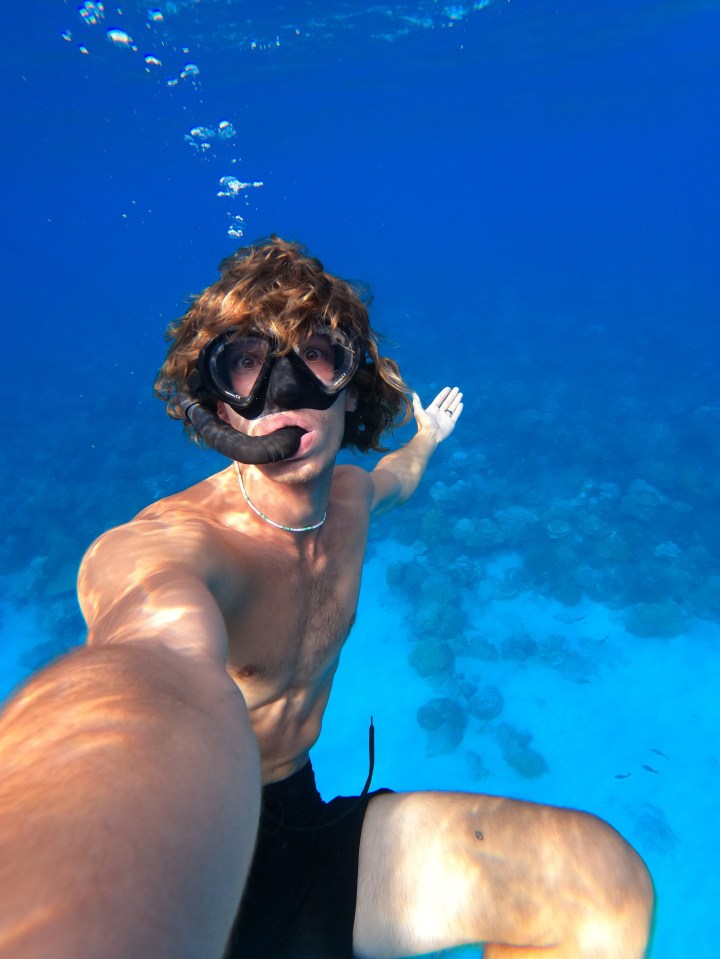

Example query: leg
[353,791,653,959]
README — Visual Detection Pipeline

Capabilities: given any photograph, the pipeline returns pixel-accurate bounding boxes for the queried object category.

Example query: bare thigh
[353,790,653,959]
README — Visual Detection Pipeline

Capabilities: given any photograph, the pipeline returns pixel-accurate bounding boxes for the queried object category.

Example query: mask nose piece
[264,355,311,412]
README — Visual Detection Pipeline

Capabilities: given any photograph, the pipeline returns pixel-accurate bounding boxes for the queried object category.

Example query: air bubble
[106,28,134,47]
[227,214,245,238]
[217,120,236,139]
[79,2,105,26]
[184,121,237,152]
[217,177,263,197]
[147,8,164,23]
[144,55,162,68]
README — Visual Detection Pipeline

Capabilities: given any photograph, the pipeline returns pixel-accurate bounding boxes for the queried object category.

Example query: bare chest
[223,534,366,687]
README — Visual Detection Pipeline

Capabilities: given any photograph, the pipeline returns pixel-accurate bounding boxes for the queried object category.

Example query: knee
[570,811,654,946]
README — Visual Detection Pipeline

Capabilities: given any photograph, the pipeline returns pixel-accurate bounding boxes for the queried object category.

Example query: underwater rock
[493,506,539,545]
[653,541,682,559]
[417,698,467,757]
[625,601,688,639]
[430,479,471,508]
[537,633,568,666]
[500,634,538,661]
[577,513,612,538]
[420,507,448,543]
[545,518,572,540]
[420,573,462,606]
[466,636,499,661]
[549,577,585,608]
[417,697,466,731]
[495,722,548,778]
[634,803,677,856]
[504,745,548,778]
[619,479,668,523]
[408,639,455,677]
[592,530,634,564]
[468,685,504,720]
[447,555,482,588]
[386,559,427,593]
[408,600,444,634]
[452,516,498,550]
[408,590,467,644]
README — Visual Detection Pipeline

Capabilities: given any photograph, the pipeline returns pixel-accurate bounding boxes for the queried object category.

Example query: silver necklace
[234,461,327,533]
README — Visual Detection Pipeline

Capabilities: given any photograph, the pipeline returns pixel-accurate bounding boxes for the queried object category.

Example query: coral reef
[495,723,548,778]
[468,684,504,720]
[625,601,688,639]
[537,633,568,666]
[417,697,467,756]
[408,639,455,677]
[500,633,538,661]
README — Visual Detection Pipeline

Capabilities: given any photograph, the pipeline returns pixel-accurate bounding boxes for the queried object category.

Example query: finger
[440,398,463,423]
[445,390,463,412]
[438,388,462,414]
[431,386,453,408]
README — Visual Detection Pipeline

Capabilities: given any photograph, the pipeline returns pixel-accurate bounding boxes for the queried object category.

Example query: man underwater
[0,237,653,958]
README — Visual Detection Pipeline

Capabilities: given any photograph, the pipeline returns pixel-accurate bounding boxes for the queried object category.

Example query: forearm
[374,429,439,506]
[0,643,260,959]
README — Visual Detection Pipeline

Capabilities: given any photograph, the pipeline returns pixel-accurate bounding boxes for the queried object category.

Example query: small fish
[642,765,660,775]
[554,612,586,624]
[651,748,670,760]
[615,773,632,779]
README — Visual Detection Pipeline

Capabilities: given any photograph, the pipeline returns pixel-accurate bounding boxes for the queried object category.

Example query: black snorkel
[177,389,305,464]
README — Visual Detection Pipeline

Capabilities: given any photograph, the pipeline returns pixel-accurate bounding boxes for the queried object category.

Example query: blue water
[2,0,719,954]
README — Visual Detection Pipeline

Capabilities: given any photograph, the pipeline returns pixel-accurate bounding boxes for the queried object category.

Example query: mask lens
[209,334,271,402]
[293,327,359,392]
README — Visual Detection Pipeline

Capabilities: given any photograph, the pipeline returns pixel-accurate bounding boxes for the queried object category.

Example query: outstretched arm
[370,386,463,517]
[0,526,260,959]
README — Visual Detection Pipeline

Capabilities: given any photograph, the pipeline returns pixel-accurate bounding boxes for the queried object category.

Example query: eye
[236,352,261,370]
[302,345,329,364]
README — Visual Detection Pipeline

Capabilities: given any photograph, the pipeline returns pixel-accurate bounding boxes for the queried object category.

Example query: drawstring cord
[263,717,375,833]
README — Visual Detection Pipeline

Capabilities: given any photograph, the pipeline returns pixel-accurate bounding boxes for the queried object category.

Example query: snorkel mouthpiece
[177,392,305,464]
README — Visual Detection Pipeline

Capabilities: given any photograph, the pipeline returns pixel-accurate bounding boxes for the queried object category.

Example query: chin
[264,458,324,485]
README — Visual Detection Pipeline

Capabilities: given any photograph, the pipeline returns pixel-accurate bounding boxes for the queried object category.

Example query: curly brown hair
[154,236,411,453]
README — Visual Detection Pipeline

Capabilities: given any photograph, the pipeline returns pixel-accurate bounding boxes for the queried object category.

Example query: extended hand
[413,386,464,443]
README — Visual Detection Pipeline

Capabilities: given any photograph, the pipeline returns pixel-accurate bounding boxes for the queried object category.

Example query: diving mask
[198,324,361,418]
[177,324,362,464]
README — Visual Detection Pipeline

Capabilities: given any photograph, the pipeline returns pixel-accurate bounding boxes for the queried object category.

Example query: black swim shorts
[224,761,392,959]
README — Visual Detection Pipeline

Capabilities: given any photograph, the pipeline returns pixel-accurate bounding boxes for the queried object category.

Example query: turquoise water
[2,0,720,954]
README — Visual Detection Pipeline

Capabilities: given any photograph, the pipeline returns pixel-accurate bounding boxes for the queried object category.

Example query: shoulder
[331,463,403,520]
[78,477,233,623]
[331,464,376,511]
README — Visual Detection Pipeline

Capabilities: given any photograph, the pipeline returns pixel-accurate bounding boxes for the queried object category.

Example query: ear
[345,386,359,413]
[217,401,231,424]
